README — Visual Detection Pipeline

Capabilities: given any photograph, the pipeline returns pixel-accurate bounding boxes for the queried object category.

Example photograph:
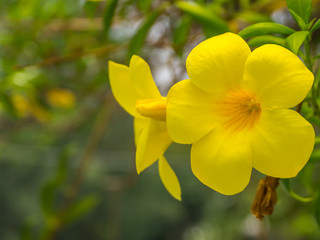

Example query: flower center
[219,89,261,132]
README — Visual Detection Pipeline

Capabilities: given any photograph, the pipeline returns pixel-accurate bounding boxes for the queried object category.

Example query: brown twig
[15,45,123,70]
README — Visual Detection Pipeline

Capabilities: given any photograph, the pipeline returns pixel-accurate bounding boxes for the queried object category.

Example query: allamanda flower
[108,55,181,200]
[167,32,315,195]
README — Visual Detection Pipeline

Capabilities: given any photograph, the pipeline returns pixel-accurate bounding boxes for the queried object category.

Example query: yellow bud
[46,88,75,109]
[136,97,167,121]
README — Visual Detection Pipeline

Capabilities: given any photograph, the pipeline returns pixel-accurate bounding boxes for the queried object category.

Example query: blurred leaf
[239,22,295,39]
[310,149,320,163]
[40,148,71,218]
[310,18,320,32]
[281,179,314,202]
[103,0,119,39]
[236,11,271,24]
[289,9,307,30]
[83,1,100,18]
[248,35,286,48]
[285,31,309,54]
[41,181,61,218]
[315,191,320,227]
[239,0,250,9]
[172,15,192,56]
[306,114,320,127]
[175,1,229,37]
[136,0,153,11]
[1,93,19,118]
[64,194,100,225]
[19,220,34,240]
[127,6,165,59]
[286,0,312,23]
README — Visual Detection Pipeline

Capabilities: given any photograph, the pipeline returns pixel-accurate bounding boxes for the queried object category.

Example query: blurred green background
[1,0,320,239]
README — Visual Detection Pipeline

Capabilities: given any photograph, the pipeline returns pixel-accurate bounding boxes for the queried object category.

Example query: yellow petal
[108,61,143,116]
[243,44,314,109]
[158,156,182,201]
[186,32,251,95]
[250,109,315,178]
[133,117,149,146]
[129,55,161,99]
[136,119,172,173]
[191,127,252,195]
[167,80,219,144]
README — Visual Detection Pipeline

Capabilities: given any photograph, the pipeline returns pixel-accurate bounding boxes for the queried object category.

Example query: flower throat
[219,89,261,132]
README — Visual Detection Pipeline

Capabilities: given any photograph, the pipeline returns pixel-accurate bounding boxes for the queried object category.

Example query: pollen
[219,89,261,132]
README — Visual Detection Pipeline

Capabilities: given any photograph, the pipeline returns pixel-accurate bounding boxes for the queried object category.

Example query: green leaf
[306,114,320,127]
[41,180,61,218]
[248,35,286,48]
[289,9,307,30]
[235,11,271,24]
[1,93,18,118]
[175,1,229,37]
[127,6,165,59]
[310,149,320,163]
[310,18,320,32]
[19,219,35,240]
[286,0,312,23]
[136,0,153,11]
[315,191,320,227]
[103,0,119,39]
[64,194,100,225]
[285,31,309,54]
[172,15,192,55]
[307,18,317,30]
[83,2,100,19]
[40,147,71,218]
[238,22,295,39]
[281,179,314,202]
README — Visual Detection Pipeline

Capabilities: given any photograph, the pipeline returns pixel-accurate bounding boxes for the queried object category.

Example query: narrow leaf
[248,35,286,48]
[289,9,307,30]
[315,191,320,227]
[64,194,100,225]
[41,180,60,219]
[238,22,295,39]
[236,11,271,24]
[310,149,320,163]
[40,148,71,218]
[286,0,312,23]
[103,0,119,39]
[175,1,229,37]
[172,15,192,55]
[285,31,309,54]
[137,0,153,11]
[310,18,320,32]
[127,7,164,59]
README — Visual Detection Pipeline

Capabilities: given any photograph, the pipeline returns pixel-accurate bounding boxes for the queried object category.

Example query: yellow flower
[167,32,315,195]
[108,55,181,200]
